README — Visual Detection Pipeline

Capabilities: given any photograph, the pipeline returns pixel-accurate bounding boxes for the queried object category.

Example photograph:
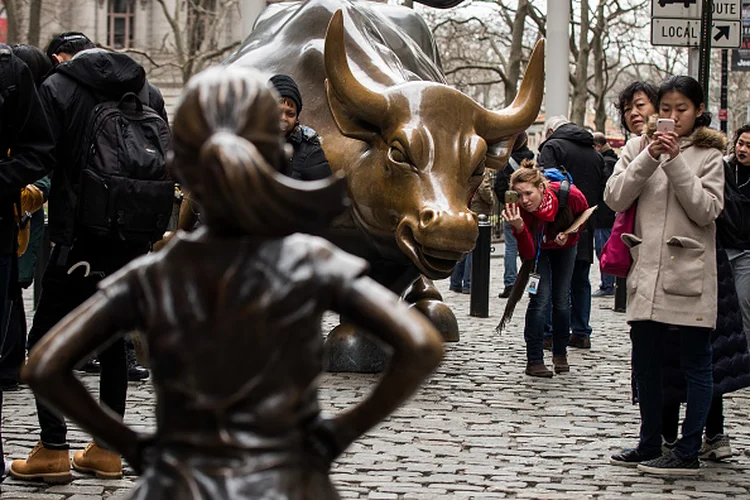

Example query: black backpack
[76,85,174,243]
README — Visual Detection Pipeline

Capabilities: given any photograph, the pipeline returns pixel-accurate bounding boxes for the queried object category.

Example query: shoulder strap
[557,179,570,210]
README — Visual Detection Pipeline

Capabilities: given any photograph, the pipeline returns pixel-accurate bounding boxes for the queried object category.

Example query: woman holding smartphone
[502,160,588,378]
[605,76,725,475]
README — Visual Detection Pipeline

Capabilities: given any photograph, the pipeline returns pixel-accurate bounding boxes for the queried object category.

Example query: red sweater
[511,182,589,260]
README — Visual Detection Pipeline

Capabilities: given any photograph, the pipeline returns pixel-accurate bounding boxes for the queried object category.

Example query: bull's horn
[324,10,388,125]
[476,39,545,143]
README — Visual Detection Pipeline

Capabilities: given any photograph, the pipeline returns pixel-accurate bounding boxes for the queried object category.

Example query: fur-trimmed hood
[643,115,727,151]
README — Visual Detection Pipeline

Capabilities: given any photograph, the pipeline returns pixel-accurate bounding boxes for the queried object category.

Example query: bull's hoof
[323,324,387,373]
[410,298,459,342]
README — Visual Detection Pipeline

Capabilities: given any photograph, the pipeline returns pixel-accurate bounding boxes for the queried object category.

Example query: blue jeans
[450,252,471,291]
[503,221,518,287]
[631,321,713,459]
[726,249,750,344]
[570,260,592,338]
[523,245,576,364]
[594,228,615,293]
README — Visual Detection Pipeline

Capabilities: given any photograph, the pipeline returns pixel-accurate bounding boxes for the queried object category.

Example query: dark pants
[570,260,592,339]
[662,397,724,443]
[450,252,472,291]
[0,286,26,383]
[524,246,577,364]
[594,228,615,293]
[28,240,145,449]
[0,253,15,472]
[631,321,713,459]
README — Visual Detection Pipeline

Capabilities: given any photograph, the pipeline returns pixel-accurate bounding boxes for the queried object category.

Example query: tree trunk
[5,0,21,44]
[570,0,590,126]
[28,0,43,47]
[503,0,528,107]
[592,4,606,132]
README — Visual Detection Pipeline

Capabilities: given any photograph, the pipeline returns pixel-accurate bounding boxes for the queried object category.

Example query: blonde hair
[509,159,548,190]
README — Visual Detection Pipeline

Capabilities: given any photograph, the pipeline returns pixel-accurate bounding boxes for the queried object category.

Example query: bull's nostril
[419,208,437,228]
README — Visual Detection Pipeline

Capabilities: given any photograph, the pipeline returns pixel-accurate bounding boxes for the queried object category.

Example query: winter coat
[285,125,332,181]
[512,182,589,260]
[0,46,55,255]
[38,49,168,247]
[662,243,750,404]
[718,154,750,250]
[493,145,535,204]
[604,127,726,329]
[595,147,618,229]
[470,171,495,216]
[538,123,604,263]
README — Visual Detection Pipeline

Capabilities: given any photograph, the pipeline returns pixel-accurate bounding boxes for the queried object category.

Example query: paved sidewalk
[2,246,749,499]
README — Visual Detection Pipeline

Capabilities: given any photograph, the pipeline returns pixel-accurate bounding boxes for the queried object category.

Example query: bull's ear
[326,80,379,141]
[485,136,515,170]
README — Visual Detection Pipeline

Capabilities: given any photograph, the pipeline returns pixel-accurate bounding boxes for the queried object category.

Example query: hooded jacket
[0,47,55,254]
[604,127,726,329]
[538,123,604,263]
[596,147,618,229]
[286,125,331,181]
[39,49,167,246]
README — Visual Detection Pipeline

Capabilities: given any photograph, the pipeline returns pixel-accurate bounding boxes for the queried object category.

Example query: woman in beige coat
[604,76,725,476]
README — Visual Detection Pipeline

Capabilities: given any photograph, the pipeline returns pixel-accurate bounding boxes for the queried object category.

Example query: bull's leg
[323,264,417,373]
[403,277,459,342]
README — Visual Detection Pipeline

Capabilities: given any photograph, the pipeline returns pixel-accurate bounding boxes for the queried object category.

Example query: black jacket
[286,126,331,181]
[662,244,750,404]
[538,124,604,263]
[595,147,617,229]
[0,46,55,254]
[39,49,167,247]
[718,156,750,250]
[493,145,534,205]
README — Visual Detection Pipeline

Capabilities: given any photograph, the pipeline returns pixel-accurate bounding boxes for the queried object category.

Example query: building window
[108,0,135,49]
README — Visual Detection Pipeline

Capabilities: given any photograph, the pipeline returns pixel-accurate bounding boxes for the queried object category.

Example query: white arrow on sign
[651,18,741,48]
[651,0,741,20]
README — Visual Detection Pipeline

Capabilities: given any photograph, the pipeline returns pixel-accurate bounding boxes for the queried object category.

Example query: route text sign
[652,0,742,48]
[652,0,741,20]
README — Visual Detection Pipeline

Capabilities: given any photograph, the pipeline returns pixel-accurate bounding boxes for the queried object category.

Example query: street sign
[652,18,741,47]
[652,0,741,20]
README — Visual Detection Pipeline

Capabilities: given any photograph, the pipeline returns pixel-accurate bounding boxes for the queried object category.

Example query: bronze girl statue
[22,66,443,499]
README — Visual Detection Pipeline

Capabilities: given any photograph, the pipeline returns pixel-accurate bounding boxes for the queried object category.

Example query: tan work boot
[72,441,123,479]
[9,441,72,483]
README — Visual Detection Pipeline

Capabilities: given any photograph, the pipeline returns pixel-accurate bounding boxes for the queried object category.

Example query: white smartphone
[657,118,675,134]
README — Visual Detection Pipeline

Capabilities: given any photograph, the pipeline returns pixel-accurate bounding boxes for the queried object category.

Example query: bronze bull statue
[217,0,545,371]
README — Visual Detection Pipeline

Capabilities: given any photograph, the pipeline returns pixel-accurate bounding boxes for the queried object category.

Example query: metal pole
[545,0,571,118]
[614,276,627,313]
[699,0,713,102]
[470,214,491,318]
[721,49,729,134]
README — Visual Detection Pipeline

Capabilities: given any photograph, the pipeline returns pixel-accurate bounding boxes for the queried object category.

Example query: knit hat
[544,115,570,137]
[270,74,302,113]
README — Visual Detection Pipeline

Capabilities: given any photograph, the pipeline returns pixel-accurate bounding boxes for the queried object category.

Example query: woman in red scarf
[502,163,589,377]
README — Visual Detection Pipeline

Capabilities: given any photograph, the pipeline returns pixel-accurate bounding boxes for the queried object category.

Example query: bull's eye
[388,144,411,166]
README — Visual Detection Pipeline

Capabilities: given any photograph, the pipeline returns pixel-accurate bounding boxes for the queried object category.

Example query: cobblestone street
[2,245,749,499]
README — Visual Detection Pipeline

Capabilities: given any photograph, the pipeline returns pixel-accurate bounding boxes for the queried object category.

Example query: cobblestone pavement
[2,245,750,499]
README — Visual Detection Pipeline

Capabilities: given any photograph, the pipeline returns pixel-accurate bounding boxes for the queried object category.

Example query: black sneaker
[498,286,513,299]
[637,451,701,476]
[610,448,661,467]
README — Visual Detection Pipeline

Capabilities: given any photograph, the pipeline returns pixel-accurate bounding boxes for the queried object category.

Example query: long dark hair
[171,66,347,237]
[616,81,658,136]
[11,44,52,88]
[657,76,712,130]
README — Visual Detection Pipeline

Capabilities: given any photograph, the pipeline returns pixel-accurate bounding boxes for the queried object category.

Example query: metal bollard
[614,276,627,313]
[470,214,492,318]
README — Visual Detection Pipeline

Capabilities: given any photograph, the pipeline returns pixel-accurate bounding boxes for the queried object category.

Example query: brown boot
[72,441,122,479]
[525,363,553,378]
[9,441,72,484]
[553,355,570,374]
